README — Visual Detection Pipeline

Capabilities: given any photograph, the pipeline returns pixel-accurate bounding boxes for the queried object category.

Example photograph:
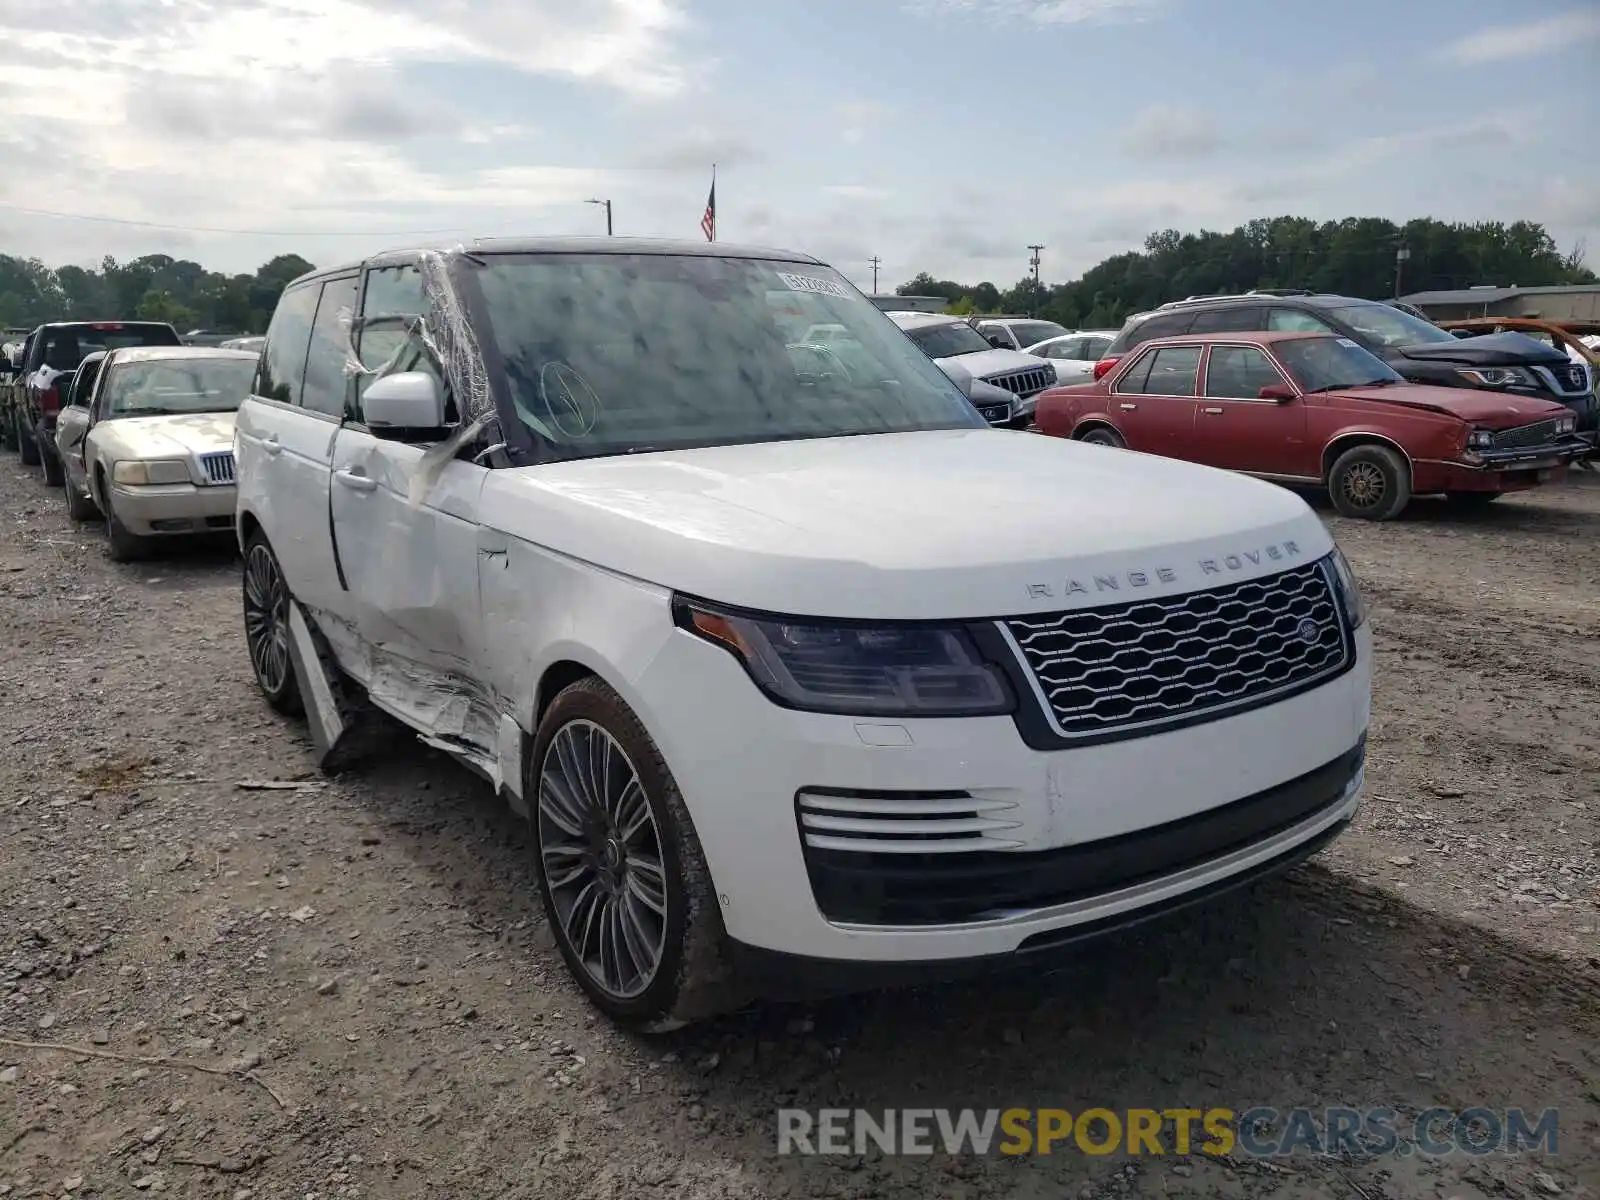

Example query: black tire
[527,677,746,1030]
[1078,425,1127,448]
[242,531,303,715]
[17,412,38,465]
[103,491,148,562]
[1446,491,1502,509]
[63,469,97,521]
[1328,444,1411,521]
[39,436,63,486]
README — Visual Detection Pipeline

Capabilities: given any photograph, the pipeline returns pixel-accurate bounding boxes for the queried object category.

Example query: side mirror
[985,335,1009,350]
[1259,384,1296,402]
[362,371,445,437]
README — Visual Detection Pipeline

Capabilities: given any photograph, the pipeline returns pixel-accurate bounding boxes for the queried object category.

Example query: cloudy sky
[1,0,1596,291]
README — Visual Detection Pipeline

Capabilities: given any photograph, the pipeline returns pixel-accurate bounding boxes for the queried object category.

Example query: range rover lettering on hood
[1025,540,1304,601]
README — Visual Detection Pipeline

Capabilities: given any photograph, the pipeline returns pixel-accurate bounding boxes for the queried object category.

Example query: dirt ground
[0,459,1596,1200]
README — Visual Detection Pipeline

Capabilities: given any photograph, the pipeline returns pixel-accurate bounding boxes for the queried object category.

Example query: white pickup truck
[235,238,1371,1029]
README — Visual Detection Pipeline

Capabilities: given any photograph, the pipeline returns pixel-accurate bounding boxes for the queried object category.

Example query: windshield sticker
[776,272,850,299]
[1336,338,1360,349]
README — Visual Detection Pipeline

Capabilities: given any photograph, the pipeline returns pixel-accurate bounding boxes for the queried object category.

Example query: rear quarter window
[1111,311,1195,354]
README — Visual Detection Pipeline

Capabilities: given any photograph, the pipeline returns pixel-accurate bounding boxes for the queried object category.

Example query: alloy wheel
[537,719,667,1000]
[243,542,291,695]
[1339,462,1386,511]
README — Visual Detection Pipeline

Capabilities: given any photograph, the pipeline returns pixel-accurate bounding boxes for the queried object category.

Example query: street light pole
[586,198,613,236]
[1394,245,1410,300]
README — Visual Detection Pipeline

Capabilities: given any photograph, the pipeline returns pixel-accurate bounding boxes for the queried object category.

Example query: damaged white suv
[235,238,1370,1029]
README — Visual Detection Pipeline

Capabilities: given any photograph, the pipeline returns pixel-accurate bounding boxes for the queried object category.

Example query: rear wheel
[1328,444,1411,521]
[1078,425,1127,448]
[16,412,38,465]
[39,436,63,486]
[528,677,745,1030]
[242,532,302,714]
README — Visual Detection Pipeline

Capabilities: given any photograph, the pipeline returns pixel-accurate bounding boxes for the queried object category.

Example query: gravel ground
[1,459,1597,1200]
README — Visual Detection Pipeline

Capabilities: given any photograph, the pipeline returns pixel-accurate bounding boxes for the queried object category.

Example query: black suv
[1105,293,1598,438]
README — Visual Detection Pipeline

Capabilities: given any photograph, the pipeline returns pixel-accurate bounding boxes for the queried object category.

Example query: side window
[1124,312,1194,350]
[1140,346,1203,396]
[1045,338,1081,360]
[1113,349,1158,394]
[1267,308,1335,334]
[1084,336,1113,359]
[353,263,445,420]
[301,275,360,419]
[1190,306,1264,334]
[257,284,321,405]
[1205,346,1285,399]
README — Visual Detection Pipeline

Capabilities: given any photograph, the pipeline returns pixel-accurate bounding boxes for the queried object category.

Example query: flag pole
[711,162,717,242]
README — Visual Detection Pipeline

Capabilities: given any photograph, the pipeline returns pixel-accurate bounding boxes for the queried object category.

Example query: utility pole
[586,198,613,236]
[868,256,882,294]
[1027,245,1044,316]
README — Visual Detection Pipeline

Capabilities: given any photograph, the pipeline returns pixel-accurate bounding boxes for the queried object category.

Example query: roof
[883,311,962,329]
[104,346,260,364]
[1400,284,1600,306]
[1139,330,1333,347]
[293,236,825,287]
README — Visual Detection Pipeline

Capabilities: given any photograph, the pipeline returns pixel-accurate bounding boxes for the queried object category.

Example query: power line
[868,255,882,293]
[0,200,468,238]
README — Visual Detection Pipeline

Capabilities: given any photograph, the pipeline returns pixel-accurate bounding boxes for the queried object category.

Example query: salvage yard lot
[1,465,1597,1200]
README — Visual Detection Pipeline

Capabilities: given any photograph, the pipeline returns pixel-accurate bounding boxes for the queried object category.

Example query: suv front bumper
[633,622,1372,966]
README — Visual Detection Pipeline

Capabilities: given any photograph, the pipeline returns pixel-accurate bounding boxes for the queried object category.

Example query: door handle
[1201,407,1224,415]
[261,432,282,456]
[1119,402,1137,411]
[335,468,377,492]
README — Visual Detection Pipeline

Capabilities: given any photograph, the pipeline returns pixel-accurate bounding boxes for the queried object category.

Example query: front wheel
[64,470,97,521]
[528,677,744,1030]
[103,494,148,562]
[242,532,302,714]
[1328,444,1411,520]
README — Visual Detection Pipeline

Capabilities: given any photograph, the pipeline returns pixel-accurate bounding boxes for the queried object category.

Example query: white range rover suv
[235,238,1371,1029]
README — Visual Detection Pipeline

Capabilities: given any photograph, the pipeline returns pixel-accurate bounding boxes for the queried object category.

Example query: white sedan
[55,346,258,560]
[1025,330,1119,384]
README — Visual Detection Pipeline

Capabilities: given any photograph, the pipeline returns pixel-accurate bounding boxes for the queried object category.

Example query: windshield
[904,321,995,358]
[472,254,983,462]
[42,323,181,370]
[1009,321,1069,348]
[1325,302,1455,348]
[1277,336,1404,392]
[103,358,258,415]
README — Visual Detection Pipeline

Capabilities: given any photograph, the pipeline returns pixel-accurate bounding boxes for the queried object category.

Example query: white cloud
[835,101,893,145]
[1438,9,1600,64]
[902,0,1162,25]
[1119,104,1224,160]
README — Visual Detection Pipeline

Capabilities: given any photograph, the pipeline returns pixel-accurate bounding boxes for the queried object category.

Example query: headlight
[112,459,191,485]
[1456,366,1535,388]
[1556,414,1577,434]
[674,597,1015,717]
[1327,549,1366,630]
[1465,429,1495,449]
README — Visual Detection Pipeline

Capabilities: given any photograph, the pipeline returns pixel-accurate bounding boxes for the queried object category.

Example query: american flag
[700,176,716,242]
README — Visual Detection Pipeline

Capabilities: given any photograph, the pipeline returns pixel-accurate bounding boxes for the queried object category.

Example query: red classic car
[1034,331,1586,520]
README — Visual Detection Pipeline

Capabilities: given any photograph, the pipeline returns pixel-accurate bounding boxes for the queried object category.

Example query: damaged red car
[1034,331,1586,520]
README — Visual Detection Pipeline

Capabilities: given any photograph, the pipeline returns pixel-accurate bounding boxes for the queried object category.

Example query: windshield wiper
[119,406,179,415]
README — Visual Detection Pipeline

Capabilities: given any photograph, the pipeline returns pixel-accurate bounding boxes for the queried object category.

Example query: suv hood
[934,346,1048,380]
[1336,384,1570,429]
[486,430,1333,621]
[1395,331,1569,367]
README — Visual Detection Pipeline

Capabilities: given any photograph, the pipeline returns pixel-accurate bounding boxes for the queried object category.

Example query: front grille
[1004,562,1348,740]
[200,451,236,484]
[983,365,1055,398]
[1490,418,1562,451]
[797,789,1023,855]
[1536,362,1592,396]
[802,742,1363,925]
